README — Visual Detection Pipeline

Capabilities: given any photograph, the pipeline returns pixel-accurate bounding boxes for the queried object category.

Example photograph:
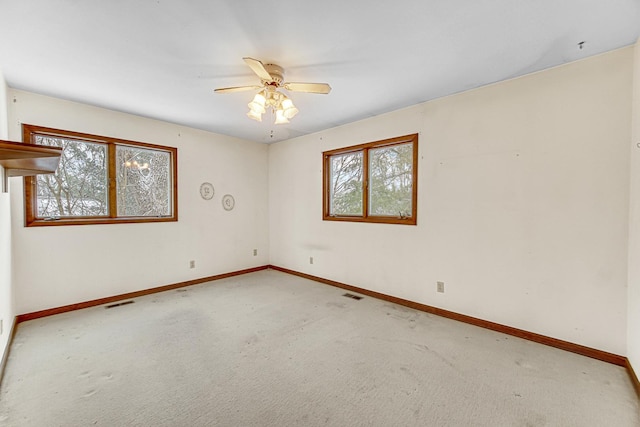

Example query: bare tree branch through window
[23,125,177,226]
[323,134,417,225]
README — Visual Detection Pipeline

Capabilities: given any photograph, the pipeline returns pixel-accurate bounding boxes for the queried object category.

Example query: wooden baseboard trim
[626,359,640,399]
[6,264,639,399]
[269,265,626,367]
[16,265,269,323]
[0,317,18,386]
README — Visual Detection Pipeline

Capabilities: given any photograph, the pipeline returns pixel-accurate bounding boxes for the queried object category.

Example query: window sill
[26,216,177,227]
[323,215,416,225]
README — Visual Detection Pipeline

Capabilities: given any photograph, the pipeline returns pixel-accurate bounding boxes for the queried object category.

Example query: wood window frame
[23,124,178,227]
[323,133,418,225]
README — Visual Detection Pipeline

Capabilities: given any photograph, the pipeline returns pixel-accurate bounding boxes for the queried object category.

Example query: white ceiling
[1,1,638,143]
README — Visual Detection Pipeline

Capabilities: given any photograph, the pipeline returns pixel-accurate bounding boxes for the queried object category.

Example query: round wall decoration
[200,182,215,200]
[222,194,235,211]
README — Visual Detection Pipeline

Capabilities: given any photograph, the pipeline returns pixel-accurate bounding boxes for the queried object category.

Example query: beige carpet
[0,269,638,426]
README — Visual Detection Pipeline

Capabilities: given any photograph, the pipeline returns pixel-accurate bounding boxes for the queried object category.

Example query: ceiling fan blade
[214,85,262,94]
[243,57,273,81]
[283,82,332,94]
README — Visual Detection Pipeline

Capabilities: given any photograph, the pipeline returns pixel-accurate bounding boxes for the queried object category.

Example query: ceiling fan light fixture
[274,109,290,124]
[247,92,267,114]
[215,57,330,125]
[283,106,299,120]
[283,105,299,119]
[247,109,263,122]
[248,103,266,114]
[280,97,299,119]
[281,97,293,109]
[253,91,267,104]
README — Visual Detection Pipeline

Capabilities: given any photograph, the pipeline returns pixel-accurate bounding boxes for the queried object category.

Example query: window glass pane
[116,145,172,217]
[369,142,413,217]
[35,136,108,217]
[329,151,363,216]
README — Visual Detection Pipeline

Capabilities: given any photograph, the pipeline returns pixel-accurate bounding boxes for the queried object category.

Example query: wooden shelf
[0,139,62,177]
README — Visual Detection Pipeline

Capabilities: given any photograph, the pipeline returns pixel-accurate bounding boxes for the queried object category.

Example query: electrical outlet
[309,256,314,265]
[189,260,195,269]
[0,319,3,335]
[253,249,258,256]
[437,281,445,293]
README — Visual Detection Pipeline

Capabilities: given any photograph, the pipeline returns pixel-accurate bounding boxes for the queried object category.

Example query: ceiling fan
[214,57,331,124]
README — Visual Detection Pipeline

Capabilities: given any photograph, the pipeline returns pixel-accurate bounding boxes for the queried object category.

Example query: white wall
[628,39,640,373]
[7,90,269,314]
[269,48,633,355]
[2,46,635,360]
[0,68,12,364]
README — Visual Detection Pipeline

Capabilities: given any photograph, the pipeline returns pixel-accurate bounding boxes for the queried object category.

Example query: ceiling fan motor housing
[264,64,284,85]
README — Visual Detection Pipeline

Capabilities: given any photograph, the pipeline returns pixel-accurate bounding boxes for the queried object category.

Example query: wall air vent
[342,293,363,300]
[105,300,135,309]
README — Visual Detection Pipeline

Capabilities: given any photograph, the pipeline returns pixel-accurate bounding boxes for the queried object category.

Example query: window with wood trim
[23,124,177,226]
[323,134,418,225]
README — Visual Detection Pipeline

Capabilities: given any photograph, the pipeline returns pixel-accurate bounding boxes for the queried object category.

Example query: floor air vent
[342,293,363,300]
[105,300,135,309]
